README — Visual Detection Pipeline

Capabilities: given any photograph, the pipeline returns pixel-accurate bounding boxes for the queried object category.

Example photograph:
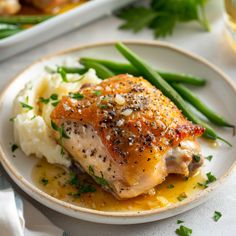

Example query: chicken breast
[51,75,204,199]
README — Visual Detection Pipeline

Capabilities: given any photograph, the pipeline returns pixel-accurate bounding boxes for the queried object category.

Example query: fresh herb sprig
[117,0,210,38]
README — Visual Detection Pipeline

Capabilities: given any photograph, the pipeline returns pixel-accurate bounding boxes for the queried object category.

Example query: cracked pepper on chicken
[51,75,205,199]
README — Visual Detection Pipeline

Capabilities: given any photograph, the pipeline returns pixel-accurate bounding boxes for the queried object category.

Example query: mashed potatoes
[14,67,101,167]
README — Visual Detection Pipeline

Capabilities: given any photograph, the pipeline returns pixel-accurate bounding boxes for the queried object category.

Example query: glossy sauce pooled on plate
[32,159,205,211]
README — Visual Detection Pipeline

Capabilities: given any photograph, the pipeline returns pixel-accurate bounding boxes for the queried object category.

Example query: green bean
[0,15,53,24]
[80,60,115,79]
[0,28,22,39]
[172,83,235,130]
[115,42,231,145]
[80,57,206,86]
[0,23,19,30]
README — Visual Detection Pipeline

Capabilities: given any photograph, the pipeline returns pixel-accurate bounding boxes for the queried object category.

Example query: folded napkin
[0,170,68,236]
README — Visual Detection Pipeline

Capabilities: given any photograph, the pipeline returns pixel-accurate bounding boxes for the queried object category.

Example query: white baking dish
[0,0,136,61]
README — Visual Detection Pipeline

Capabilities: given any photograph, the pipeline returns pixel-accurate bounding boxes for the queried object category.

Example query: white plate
[0,41,236,225]
[0,0,136,61]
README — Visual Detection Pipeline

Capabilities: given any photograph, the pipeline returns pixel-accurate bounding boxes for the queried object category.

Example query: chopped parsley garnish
[93,90,102,96]
[51,120,59,131]
[30,115,36,120]
[177,192,188,201]
[213,211,222,222]
[206,172,217,182]
[205,155,213,162]
[20,101,33,110]
[177,220,184,224]
[41,178,49,186]
[100,104,108,109]
[39,94,59,107]
[88,165,109,187]
[70,172,79,186]
[68,171,96,197]
[9,117,15,122]
[11,144,18,152]
[50,93,58,100]
[197,172,217,189]
[184,176,189,181]
[167,184,174,189]
[175,225,192,236]
[51,121,69,156]
[192,154,201,162]
[69,92,84,100]
[101,96,109,101]
[51,121,69,139]
[76,184,96,197]
[39,97,50,104]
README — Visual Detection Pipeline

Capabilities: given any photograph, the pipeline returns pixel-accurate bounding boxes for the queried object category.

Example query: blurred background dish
[0,0,137,61]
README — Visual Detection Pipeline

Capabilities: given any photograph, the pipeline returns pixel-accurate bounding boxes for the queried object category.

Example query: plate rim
[0,40,236,219]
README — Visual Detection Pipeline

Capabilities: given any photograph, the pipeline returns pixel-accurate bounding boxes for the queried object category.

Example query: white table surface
[1,1,236,235]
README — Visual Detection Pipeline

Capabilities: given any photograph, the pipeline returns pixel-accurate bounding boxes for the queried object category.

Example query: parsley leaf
[175,225,192,236]
[213,211,222,222]
[167,184,175,189]
[206,172,217,183]
[192,154,201,162]
[118,7,158,33]
[100,104,108,109]
[88,165,109,187]
[205,155,213,161]
[51,120,70,150]
[117,0,210,38]
[20,101,33,110]
[93,90,102,96]
[51,120,59,131]
[39,97,50,104]
[76,184,96,196]
[50,93,58,100]
[41,178,49,186]
[69,92,84,100]
[150,13,176,38]
[69,172,79,186]
[177,192,188,201]
[197,172,217,189]
[177,220,184,224]
[69,171,96,197]
[9,117,15,122]
[39,94,59,106]
[11,144,18,152]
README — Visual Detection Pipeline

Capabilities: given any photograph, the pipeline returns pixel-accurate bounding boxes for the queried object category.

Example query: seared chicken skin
[51,75,204,199]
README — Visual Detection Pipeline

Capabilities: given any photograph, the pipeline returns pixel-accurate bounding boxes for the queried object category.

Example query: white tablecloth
[1,1,236,235]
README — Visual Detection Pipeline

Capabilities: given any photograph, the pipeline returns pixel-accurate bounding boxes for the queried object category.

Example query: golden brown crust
[51,75,204,173]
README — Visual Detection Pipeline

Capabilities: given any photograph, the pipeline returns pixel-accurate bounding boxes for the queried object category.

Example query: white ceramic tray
[0,0,136,61]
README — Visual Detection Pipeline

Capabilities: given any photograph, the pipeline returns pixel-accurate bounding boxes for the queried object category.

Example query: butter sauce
[32,159,205,211]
